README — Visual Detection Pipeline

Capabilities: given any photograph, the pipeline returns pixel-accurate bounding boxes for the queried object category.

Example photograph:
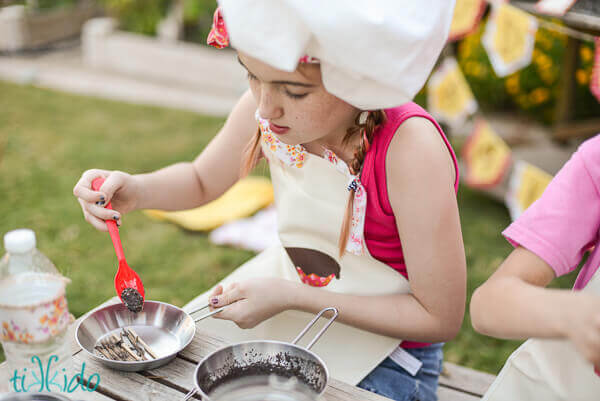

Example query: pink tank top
[361,103,459,348]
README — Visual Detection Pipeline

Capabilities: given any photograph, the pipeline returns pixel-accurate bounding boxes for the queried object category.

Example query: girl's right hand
[564,293,600,368]
[73,169,140,232]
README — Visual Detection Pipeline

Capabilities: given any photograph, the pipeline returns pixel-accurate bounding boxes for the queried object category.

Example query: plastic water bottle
[0,229,73,393]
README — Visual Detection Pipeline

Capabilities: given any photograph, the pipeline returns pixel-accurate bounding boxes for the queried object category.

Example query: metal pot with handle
[183,307,338,401]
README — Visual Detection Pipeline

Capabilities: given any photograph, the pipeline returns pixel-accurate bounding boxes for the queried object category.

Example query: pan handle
[291,307,339,350]
[188,303,227,323]
[182,388,197,400]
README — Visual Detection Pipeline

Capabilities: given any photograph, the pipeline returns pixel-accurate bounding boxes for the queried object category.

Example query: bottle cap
[4,229,36,254]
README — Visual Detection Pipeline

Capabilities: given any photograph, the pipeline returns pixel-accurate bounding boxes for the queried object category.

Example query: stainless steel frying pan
[75,300,224,372]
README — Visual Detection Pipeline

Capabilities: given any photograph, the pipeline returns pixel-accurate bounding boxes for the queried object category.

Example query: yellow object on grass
[144,177,274,231]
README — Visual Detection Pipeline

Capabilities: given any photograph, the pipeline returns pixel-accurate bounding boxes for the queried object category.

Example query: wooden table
[0,298,496,400]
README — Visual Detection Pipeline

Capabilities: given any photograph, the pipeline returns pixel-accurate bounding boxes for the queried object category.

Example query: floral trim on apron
[256,111,367,256]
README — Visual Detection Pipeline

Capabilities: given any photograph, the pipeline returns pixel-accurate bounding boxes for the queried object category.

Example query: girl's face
[238,52,359,149]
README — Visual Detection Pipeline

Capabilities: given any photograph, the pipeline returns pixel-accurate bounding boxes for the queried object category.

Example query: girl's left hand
[208,278,295,329]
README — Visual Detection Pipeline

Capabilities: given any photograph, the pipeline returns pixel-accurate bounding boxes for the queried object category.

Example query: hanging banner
[591,37,600,103]
[462,119,511,188]
[448,0,487,42]
[482,3,538,77]
[505,160,553,221]
[427,57,478,127]
[535,0,578,16]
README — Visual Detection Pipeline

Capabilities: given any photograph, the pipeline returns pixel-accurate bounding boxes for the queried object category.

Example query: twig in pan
[125,328,158,359]
[100,339,121,360]
[123,329,146,358]
[121,332,147,361]
[94,345,112,359]
[112,334,143,361]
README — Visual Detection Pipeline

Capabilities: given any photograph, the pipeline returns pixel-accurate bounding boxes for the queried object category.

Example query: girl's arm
[470,247,600,366]
[212,117,467,342]
[470,246,565,339]
[74,90,259,230]
[135,89,258,211]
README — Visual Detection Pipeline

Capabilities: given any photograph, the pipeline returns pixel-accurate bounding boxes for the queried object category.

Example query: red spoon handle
[91,177,125,263]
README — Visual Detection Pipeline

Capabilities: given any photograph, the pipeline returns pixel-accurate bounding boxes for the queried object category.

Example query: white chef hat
[209,0,456,110]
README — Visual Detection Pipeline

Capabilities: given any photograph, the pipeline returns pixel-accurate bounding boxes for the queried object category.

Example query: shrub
[98,0,171,36]
[456,15,600,125]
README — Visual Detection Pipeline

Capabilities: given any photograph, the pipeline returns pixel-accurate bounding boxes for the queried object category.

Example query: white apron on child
[482,268,600,401]
[184,122,412,385]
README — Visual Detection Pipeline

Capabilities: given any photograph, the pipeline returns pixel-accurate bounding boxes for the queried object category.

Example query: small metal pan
[75,300,223,372]
[183,307,338,401]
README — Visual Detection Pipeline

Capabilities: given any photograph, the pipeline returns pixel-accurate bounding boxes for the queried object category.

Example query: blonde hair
[338,110,386,257]
[240,127,263,177]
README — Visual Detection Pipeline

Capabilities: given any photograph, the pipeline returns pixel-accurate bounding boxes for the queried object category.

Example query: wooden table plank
[512,1,600,35]
[439,362,495,397]
[438,385,482,401]
[144,356,198,394]
[72,352,188,401]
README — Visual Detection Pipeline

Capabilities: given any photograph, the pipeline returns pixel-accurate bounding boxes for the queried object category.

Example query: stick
[121,332,147,361]
[123,329,147,359]
[109,336,130,361]
[113,334,143,362]
[101,339,121,360]
[107,335,135,361]
[94,345,112,359]
[126,328,158,359]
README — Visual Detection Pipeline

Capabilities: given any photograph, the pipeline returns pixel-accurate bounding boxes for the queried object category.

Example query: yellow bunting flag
[535,0,578,16]
[427,58,478,127]
[448,0,487,42]
[505,160,553,221]
[591,37,600,103]
[462,119,511,188]
[482,3,538,77]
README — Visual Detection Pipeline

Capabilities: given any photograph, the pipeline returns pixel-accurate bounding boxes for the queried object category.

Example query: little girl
[73,2,465,400]
[470,134,600,400]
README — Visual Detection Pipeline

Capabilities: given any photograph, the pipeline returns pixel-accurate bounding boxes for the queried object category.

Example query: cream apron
[482,268,600,401]
[184,122,411,385]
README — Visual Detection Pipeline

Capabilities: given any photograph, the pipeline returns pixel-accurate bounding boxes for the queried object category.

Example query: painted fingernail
[98,200,105,206]
[113,215,119,220]
[211,297,219,305]
[99,195,105,202]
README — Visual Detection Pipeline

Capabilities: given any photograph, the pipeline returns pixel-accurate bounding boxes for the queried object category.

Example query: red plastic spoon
[92,177,145,312]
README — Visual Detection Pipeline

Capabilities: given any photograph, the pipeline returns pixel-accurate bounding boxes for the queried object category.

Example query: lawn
[0,80,577,374]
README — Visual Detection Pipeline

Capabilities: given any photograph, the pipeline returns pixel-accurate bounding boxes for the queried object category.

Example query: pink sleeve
[503,140,600,277]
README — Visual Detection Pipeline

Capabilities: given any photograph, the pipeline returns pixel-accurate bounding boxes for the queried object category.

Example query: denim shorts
[357,343,444,401]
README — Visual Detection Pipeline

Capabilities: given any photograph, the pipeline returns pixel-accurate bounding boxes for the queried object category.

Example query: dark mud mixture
[201,351,324,395]
[121,287,143,313]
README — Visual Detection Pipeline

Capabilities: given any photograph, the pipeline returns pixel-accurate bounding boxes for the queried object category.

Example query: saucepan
[75,300,225,372]
[183,307,338,401]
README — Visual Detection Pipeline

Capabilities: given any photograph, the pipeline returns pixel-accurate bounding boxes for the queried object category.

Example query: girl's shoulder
[578,133,600,164]
[574,133,600,193]
[368,103,459,192]
[376,103,450,157]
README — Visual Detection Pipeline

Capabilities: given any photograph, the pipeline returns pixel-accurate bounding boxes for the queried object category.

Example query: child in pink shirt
[470,134,600,371]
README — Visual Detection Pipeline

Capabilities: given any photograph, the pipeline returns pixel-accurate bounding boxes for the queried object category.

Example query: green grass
[0,80,576,374]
